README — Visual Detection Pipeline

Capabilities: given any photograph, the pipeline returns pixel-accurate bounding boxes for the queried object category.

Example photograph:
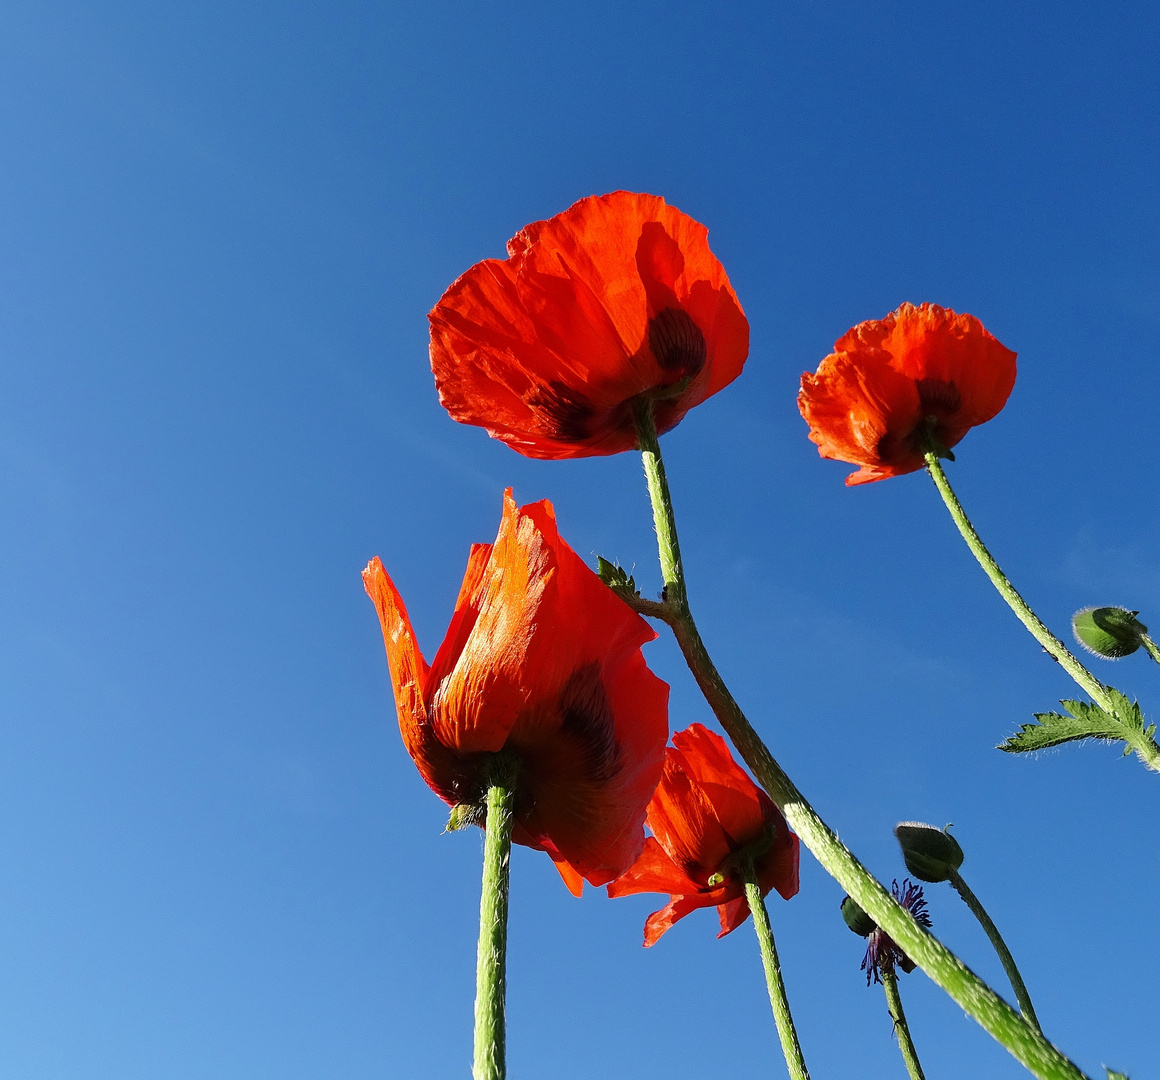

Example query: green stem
[1140,633,1160,668]
[948,867,1042,1032]
[923,453,1113,713]
[742,866,811,1080]
[474,756,518,1080]
[881,959,927,1080]
[631,407,1089,1080]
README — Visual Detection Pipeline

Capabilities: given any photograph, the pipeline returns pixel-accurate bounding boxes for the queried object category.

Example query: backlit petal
[361,558,474,805]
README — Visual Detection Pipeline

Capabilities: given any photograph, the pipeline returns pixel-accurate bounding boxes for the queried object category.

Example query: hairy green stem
[1140,633,1160,667]
[881,959,927,1080]
[948,868,1041,1032]
[474,756,518,1080]
[742,867,811,1080]
[630,407,1088,1080]
[923,453,1112,712]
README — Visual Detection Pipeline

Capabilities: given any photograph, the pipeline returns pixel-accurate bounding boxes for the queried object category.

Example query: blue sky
[1,1,1157,1077]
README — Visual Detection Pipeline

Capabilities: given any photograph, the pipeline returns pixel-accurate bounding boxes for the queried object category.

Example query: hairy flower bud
[1072,607,1148,659]
[894,822,964,883]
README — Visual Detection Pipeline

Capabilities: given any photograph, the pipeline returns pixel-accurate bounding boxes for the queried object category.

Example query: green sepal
[999,689,1159,769]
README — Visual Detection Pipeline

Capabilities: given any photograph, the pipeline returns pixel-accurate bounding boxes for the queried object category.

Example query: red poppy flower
[362,490,669,895]
[429,191,750,459]
[798,302,1017,486]
[607,724,799,945]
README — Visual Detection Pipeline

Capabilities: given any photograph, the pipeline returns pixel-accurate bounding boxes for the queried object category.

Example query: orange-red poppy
[429,191,750,459]
[798,303,1017,486]
[362,490,669,895]
[607,724,799,945]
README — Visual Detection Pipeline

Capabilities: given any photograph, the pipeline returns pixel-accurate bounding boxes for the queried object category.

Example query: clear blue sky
[1,2,1157,1077]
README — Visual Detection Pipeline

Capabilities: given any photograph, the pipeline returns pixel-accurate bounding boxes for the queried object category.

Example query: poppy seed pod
[894,822,964,883]
[841,895,876,937]
[1072,607,1148,659]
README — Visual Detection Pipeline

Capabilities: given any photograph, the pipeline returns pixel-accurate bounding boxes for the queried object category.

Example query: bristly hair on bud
[894,821,965,883]
[860,879,932,986]
[1072,606,1148,659]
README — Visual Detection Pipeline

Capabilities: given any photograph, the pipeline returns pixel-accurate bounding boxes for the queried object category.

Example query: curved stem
[473,756,518,1080]
[742,866,811,1080]
[881,959,927,1080]
[948,868,1041,1032]
[1140,633,1160,668]
[923,453,1113,712]
[631,407,1089,1080]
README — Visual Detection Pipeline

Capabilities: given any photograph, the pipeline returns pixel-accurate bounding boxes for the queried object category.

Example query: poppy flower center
[648,308,707,377]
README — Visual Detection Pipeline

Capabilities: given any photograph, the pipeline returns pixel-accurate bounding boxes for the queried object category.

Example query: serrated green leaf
[999,706,1123,754]
[1103,686,1145,732]
[1000,689,1160,773]
[594,555,639,598]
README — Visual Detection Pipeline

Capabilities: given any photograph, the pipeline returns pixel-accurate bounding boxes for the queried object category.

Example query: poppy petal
[642,894,717,947]
[716,895,753,938]
[670,725,768,846]
[502,498,668,886]
[606,837,704,899]
[427,491,545,755]
[362,558,474,805]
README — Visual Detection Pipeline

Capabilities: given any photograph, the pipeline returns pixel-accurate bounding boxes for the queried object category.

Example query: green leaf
[1105,1068,1129,1080]
[999,702,1123,754]
[999,688,1160,772]
[594,556,638,597]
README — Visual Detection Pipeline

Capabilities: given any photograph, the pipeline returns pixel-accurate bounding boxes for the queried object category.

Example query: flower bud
[894,822,964,883]
[445,802,484,832]
[1072,607,1148,659]
[840,895,876,937]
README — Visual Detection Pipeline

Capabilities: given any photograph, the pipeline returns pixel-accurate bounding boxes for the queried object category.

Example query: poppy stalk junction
[621,400,1091,1080]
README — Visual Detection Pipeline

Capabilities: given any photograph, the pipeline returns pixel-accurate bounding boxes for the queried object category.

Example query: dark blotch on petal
[648,308,707,376]
[527,380,595,442]
[916,378,962,418]
[875,429,905,463]
[559,662,621,784]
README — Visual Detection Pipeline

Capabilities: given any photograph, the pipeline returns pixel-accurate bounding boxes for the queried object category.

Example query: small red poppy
[429,191,749,458]
[798,302,1017,485]
[362,490,669,895]
[607,724,799,945]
